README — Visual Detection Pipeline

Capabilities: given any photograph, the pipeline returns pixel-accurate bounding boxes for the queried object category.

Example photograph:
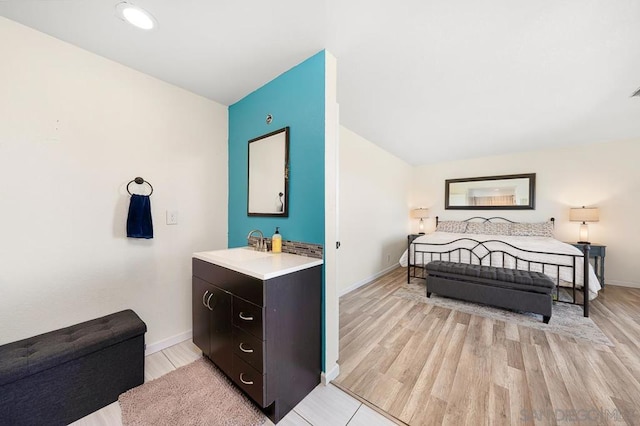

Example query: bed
[399,217,601,317]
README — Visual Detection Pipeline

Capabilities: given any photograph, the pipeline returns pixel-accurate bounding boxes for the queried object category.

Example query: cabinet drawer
[233,297,264,340]
[193,258,264,306]
[233,326,264,373]
[232,355,267,407]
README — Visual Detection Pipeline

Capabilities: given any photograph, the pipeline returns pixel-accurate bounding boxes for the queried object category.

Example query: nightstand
[408,234,422,244]
[567,242,606,288]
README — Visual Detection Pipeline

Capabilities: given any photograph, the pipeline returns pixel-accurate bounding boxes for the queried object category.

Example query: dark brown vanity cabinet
[192,258,322,423]
[192,277,233,374]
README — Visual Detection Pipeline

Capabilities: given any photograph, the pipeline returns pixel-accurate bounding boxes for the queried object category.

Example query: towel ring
[127,177,154,196]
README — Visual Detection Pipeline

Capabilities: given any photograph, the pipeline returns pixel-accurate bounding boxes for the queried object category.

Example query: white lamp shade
[569,207,599,222]
[411,208,430,219]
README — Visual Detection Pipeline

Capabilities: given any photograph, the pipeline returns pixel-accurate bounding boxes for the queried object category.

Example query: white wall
[337,126,412,295]
[0,17,228,347]
[412,139,640,287]
[324,52,340,381]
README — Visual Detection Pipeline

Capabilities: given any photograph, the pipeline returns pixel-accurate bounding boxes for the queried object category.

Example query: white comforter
[399,232,601,299]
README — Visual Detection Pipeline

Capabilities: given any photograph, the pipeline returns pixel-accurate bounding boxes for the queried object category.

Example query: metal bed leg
[583,244,590,317]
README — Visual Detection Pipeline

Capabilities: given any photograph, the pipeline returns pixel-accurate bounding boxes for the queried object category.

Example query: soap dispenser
[272,227,282,253]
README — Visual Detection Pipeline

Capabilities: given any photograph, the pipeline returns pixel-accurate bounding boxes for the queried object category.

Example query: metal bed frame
[407,216,591,317]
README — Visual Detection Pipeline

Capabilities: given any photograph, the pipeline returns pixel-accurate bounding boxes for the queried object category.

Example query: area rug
[394,281,613,346]
[119,358,266,426]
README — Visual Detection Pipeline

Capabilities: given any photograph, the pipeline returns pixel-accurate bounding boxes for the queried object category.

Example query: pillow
[510,222,554,237]
[483,222,512,236]
[465,222,485,234]
[436,221,468,233]
[465,222,511,236]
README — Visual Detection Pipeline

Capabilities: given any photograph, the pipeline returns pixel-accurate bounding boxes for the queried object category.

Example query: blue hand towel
[127,194,153,239]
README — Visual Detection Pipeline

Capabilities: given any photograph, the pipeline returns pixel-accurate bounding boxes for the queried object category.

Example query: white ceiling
[2,0,640,165]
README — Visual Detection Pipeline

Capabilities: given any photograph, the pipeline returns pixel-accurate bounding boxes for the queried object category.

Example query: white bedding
[399,232,601,300]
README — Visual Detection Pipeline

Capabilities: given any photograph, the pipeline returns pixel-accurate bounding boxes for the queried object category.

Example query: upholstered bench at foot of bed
[0,309,146,426]
[425,261,555,323]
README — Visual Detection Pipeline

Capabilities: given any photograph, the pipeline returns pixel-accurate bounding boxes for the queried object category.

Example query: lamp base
[419,232,425,235]
[578,223,590,246]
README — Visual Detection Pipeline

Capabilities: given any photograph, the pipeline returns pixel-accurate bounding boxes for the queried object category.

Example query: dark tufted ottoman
[425,261,555,323]
[0,309,146,425]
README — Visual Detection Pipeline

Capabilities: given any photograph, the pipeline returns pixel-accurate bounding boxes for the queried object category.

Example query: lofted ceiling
[1,0,639,165]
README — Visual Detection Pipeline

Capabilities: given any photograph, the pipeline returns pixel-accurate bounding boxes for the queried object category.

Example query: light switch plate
[166,210,178,225]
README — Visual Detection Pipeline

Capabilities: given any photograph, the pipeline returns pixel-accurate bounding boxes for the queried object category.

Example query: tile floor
[71,340,398,426]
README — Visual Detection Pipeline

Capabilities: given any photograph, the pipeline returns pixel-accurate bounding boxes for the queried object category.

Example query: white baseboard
[321,363,340,385]
[339,265,400,297]
[145,330,192,356]
[605,280,640,289]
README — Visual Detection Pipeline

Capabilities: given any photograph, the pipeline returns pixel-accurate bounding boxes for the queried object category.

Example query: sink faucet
[247,229,267,251]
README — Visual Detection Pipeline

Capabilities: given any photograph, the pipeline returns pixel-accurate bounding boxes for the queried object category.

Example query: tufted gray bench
[0,309,146,425]
[425,261,555,323]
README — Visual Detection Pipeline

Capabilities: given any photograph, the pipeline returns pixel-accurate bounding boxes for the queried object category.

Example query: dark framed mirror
[247,127,289,217]
[445,173,536,210]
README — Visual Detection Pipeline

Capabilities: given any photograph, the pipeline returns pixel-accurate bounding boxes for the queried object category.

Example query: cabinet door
[192,277,212,357]
[208,284,233,375]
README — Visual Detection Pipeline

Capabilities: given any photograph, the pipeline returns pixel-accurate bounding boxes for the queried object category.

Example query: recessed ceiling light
[116,2,157,30]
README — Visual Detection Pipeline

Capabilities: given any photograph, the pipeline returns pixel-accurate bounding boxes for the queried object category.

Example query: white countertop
[193,247,323,280]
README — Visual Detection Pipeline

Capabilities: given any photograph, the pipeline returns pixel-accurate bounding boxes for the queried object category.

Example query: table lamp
[569,206,599,244]
[411,208,430,234]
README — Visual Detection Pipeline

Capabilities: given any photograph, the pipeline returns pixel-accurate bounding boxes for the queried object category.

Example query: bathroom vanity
[192,247,323,423]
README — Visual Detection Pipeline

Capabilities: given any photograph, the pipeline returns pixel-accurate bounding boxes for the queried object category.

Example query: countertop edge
[193,251,323,280]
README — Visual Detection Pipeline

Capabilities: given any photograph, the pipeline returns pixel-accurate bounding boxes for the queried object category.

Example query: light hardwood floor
[333,267,640,426]
[71,339,397,426]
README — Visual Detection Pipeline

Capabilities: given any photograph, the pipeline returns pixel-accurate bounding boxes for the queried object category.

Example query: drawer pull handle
[240,373,254,385]
[239,312,254,321]
[202,291,209,308]
[206,293,214,311]
[239,343,254,353]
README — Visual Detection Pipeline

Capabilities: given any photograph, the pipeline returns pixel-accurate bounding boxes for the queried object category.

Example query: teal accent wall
[228,51,325,247]
[228,51,327,369]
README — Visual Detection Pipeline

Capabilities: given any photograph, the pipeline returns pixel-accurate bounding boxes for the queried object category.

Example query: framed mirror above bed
[445,173,536,210]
